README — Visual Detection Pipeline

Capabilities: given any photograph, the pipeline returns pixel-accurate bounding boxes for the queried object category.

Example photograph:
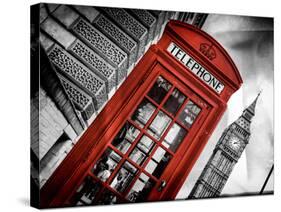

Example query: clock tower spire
[188,92,261,198]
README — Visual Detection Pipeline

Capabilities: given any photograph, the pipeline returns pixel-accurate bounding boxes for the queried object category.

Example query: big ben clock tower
[188,92,261,198]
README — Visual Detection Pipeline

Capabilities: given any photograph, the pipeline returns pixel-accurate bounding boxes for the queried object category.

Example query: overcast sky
[176,14,274,198]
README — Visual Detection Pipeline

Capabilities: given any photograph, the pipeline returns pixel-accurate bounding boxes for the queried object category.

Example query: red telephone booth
[41,20,242,207]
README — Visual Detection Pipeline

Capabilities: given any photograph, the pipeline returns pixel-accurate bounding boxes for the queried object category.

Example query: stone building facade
[31,3,208,188]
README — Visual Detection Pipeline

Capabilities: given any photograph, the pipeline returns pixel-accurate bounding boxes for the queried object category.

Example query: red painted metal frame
[40,21,242,208]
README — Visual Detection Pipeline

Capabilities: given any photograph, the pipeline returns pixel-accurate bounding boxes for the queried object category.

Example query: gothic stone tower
[188,93,261,198]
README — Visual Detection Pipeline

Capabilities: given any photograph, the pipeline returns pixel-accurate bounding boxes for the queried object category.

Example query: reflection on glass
[137,136,155,154]
[147,76,172,104]
[92,148,121,182]
[163,88,186,115]
[131,99,156,128]
[129,148,147,165]
[152,147,166,162]
[127,173,155,202]
[110,162,137,193]
[178,100,201,128]
[145,160,157,175]
[73,176,101,205]
[112,122,140,154]
[145,147,171,178]
[163,123,187,152]
[147,111,172,140]
[96,189,118,205]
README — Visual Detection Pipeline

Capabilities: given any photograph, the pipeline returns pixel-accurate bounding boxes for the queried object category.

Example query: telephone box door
[68,61,210,205]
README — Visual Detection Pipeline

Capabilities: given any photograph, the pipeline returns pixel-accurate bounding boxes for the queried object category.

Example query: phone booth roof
[158,20,243,94]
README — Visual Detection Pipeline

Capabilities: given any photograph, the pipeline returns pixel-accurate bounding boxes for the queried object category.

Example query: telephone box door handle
[158,180,166,192]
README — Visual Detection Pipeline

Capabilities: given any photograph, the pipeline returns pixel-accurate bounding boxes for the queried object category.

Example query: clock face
[228,137,241,151]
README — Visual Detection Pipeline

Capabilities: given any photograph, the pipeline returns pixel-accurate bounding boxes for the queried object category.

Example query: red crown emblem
[199,43,216,60]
